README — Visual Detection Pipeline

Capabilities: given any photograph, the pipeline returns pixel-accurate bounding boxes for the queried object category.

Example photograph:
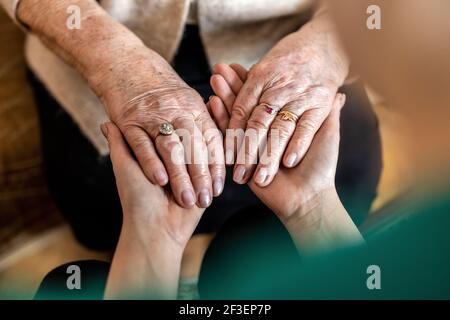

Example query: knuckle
[270,123,293,139]
[232,104,248,120]
[169,170,189,184]
[190,172,210,184]
[160,139,182,155]
[128,135,149,152]
[247,115,268,130]
[298,118,318,134]
[210,164,226,176]
[291,133,312,148]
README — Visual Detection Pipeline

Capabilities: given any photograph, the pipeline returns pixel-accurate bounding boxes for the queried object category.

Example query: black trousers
[29,26,382,250]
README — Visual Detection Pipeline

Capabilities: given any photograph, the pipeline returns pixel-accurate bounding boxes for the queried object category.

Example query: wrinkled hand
[102,122,205,248]
[209,64,345,221]
[18,0,225,210]
[101,56,225,209]
[222,17,349,188]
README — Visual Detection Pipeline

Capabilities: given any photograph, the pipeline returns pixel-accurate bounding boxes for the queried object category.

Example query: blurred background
[0,9,110,299]
[0,8,412,299]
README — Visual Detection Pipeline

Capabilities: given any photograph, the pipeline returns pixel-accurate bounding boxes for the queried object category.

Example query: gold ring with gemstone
[258,103,279,116]
[278,110,299,123]
[158,122,174,136]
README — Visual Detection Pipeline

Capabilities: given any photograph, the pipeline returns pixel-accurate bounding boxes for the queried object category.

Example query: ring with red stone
[258,103,279,116]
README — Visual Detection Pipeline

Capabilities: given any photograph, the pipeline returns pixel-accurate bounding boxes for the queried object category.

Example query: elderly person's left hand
[209,70,363,254]
[219,12,350,187]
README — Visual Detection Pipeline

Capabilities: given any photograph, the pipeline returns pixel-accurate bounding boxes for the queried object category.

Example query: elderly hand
[17,0,225,210]
[210,65,362,253]
[223,14,349,187]
[94,48,225,210]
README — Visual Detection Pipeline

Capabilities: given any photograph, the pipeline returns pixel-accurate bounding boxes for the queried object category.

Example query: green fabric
[203,192,450,299]
[271,196,449,299]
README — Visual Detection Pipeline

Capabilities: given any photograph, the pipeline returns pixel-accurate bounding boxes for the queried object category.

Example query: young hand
[102,122,205,298]
[102,122,205,248]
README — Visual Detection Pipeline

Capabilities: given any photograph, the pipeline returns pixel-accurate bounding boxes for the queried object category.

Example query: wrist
[70,15,175,106]
[88,41,185,118]
[122,216,188,254]
[107,220,184,299]
[282,188,363,254]
[281,187,340,231]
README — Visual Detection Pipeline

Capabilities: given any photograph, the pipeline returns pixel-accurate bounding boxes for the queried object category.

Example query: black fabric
[198,205,300,298]
[28,25,381,250]
[35,206,294,300]
[34,260,110,300]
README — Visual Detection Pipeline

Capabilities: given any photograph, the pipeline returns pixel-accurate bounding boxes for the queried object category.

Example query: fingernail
[100,123,108,138]
[233,165,246,183]
[286,153,297,167]
[154,170,168,186]
[209,95,214,101]
[213,178,224,197]
[198,189,212,207]
[181,189,196,207]
[255,167,268,185]
[225,149,234,165]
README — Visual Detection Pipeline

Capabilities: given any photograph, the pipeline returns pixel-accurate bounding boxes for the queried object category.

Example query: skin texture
[17,0,225,209]
[225,12,350,187]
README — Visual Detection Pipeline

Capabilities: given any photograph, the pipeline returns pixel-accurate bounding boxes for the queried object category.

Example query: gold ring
[258,103,280,116]
[278,110,299,123]
[158,122,174,136]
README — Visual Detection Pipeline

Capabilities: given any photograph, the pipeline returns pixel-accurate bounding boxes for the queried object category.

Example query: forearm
[17,0,181,113]
[105,220,184,299]
[283,189,364,255]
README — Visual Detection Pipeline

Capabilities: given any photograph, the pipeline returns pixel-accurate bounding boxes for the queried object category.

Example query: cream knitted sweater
[1,0,312,155]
